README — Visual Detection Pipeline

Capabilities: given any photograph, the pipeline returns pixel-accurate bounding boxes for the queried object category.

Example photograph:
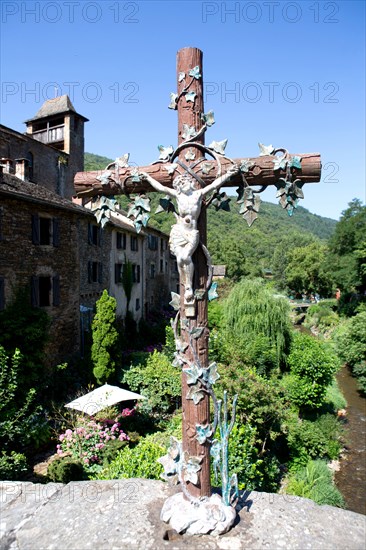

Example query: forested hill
[84,152,337,278]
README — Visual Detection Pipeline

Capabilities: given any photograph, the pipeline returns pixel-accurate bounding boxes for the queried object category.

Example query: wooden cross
[74,47,321,501]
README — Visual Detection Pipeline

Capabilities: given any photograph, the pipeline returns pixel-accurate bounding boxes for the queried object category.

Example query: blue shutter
[53,218,60,247]
[32,214,40,244]
[53,275,60,306]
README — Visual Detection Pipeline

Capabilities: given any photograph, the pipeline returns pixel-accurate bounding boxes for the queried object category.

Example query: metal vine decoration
[157,292,239,507]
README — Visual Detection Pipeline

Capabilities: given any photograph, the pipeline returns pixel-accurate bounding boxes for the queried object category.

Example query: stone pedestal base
[160,493,237,536]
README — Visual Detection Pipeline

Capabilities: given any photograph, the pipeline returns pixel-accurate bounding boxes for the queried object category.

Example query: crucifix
[75,47,321,535]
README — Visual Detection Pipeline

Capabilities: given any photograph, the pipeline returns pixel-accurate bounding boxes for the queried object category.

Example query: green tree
[333,312,366,393]
[223,278,292,372]
[91,290,120,384]
[327,199,366,292]
[286,333,339,410]
[285,241,333,296]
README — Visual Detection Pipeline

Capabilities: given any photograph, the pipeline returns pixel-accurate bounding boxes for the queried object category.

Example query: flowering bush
[57,416,129,466]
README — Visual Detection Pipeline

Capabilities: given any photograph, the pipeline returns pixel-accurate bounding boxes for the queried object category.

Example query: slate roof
[24,95,89,123]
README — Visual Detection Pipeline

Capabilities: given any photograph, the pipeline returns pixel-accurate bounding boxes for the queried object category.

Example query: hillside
[84,152,337,278]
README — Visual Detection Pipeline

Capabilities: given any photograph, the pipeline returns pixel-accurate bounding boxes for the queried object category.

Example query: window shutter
[88,223,93,244]
[31,276,39,307]
[0,277,4,311]
[98,262,103,284]
[115,263,121,284]
[32,214,40,245]
[53,218,60,247]
[53,275,60,306]
[88,261,92,283]
[137,265,141,283]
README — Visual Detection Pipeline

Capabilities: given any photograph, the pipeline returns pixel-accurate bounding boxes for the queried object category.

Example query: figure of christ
[141,165,239,302]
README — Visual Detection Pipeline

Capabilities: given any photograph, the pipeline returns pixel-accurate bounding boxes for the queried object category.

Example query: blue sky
[1,0,365,220]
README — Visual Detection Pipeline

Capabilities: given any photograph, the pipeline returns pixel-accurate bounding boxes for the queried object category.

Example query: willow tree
[223,279,292,373]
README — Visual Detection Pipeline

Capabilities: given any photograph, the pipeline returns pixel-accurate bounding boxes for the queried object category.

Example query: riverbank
[335,365,366,515]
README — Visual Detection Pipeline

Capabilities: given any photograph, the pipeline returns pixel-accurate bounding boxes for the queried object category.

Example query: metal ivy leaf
[239,159,254,173]
[290,156,302,169]
[115,153,130,168]
[141,212,150,227]
[201,162,214,175]
[208,139,228,155]
[185,148,195,161]
[183,363,203,385]
[155,196,176,214]
[186,383,205,404]
[242,209,258,227]
[134,196,151,212]
[183,455,202,486]
[194,289,205,300]
[96,170,112,186]
[189,326,204,339]
[195,424,213,445]
[258,143,274,156]
[131,168,141,183]
[211,192,231,212]
[168,92,178,110]
[273,156,288,171]
[182,124,196,141]
[169,292,180,311]
[176,339,188,354]
[253,194,261,212]
[178,72,185,82]
[189,66,201,79]
[236,184,244,202]
[158,145,173,160]
[202,362,220,385]
[185,91,196,103]
[201,110,215,127]
[164,163,178,175]
[134,220,143,233]
[292,179,305,199]
[208,281,218,301]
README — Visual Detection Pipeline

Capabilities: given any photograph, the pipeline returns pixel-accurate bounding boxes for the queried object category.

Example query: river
[335,365,366,515]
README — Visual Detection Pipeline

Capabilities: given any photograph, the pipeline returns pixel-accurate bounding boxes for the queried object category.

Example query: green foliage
[333,312,366,393]
[324,379,347,412]
[285,242,334,296]
[91,290,120,384]
[0,451,28,480]
[0,288,50,387]
[286,333,339,410]
[84,152,113,171]
[285,413,343,467]
[47,457,85,483]
[0,346,44,450]
[285,460,345,508]
[304,301,339,334]
[223,279,292,371]
[95,434,165,480]
[327,199,366,293]
[123,350,181,415]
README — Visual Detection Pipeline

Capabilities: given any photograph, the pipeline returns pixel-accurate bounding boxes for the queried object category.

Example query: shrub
[285,459,344,508]
[95,434,165,480]
[91,290,120,384]
[0,451,28,480]
[286,333,339,410]
[47,457,85,483]
[333,312,366,394]
[324,379,347,411]
[123,350,181,415]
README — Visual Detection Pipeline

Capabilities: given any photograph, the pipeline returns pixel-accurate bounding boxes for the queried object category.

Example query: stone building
[0,96,177,365]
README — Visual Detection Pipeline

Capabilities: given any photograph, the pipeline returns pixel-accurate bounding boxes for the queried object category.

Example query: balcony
[32,125,64,144]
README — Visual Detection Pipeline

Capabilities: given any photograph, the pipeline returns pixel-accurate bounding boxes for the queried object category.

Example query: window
[131,236,138,251]
[160,259,164,273]
[135,298,140,311]
[32,215,59,246]
[116,232,126,250]
[88,261,103,283]
[148,234,158,250]
[31,275,60,307]
[115,263,123,284]
[88,223,101,246]
[161,238,167,251]
[27,152,34,181]
[132,264,140,283]
[150,263,156,279]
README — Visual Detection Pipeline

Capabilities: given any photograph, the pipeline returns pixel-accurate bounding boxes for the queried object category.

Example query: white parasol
[65,384,146,416]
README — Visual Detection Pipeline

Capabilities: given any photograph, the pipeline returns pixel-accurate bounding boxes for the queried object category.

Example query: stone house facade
[0,96,177,365]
